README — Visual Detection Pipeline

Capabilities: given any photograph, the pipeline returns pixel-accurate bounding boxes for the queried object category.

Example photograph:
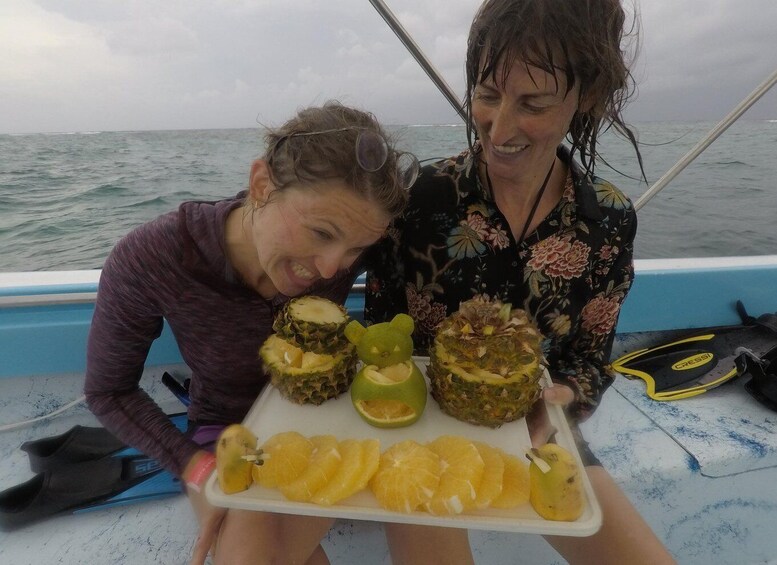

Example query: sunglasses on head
[273,127,420,190]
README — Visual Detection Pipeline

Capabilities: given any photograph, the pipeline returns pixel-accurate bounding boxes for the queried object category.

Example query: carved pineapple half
[261,297,357,405]
[427,296,545,427]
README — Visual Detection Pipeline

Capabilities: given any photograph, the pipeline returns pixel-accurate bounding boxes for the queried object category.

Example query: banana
[526,443,584,521]
[216,424,261,494]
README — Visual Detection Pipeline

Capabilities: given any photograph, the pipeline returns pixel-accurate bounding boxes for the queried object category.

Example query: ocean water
[1,120,775,272]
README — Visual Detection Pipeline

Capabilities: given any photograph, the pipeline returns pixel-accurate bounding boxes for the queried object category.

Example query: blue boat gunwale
[1,255,776,378]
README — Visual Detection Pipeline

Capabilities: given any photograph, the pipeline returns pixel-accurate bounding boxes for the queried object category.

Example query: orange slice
[251,431,314,488]
[311,439,365,506]
[352,439,381,493]
[353,399,417,425]
[490,450,530,509]
[279,435,341,502]
[425,435,484,515]
[472,441,505,509]
[370,440,440,513]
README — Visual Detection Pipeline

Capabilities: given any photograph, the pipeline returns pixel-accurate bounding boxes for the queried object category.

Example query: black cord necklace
[485,159,556,244]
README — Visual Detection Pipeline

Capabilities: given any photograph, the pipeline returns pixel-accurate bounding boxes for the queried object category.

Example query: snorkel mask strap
[735,300,777,333]
[735,345,777,412]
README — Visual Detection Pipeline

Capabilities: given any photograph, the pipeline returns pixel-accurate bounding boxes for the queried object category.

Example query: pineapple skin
[427,297,545,427]
[272,297,350,354]
[260,334,358,405]
[435,332,541,376]
[427,358,542,427]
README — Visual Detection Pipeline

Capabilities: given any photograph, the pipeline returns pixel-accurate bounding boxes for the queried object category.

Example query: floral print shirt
[364,145,637,422]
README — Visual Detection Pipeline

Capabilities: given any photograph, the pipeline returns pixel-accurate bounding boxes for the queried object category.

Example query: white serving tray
[205,358,602,536]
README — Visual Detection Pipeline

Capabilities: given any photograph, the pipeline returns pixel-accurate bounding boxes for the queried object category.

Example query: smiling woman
[78,101,414,564]
[366,1,675,564]
[227,111,418,298]
[470,63,582,242]
[227,173,391,297]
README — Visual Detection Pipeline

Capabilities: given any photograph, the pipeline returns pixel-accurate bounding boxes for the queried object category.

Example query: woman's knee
[214,510,332,564]
[385,523,473,565]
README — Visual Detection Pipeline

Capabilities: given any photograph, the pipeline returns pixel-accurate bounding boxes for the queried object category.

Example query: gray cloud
[1,0,774,134]
[628,0,777,121]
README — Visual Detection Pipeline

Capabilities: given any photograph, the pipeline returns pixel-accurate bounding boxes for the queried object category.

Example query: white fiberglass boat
[2,256,777,564]
[1,1,776,562]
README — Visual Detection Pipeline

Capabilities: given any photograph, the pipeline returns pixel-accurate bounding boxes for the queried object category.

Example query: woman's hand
[541,382,575,406]
[183,450,226,565]
[526,383,575,447]
[188,487,227,565]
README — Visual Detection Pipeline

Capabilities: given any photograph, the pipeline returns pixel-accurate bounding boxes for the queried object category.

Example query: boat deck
[0,366,564,564]
[2,351,776,565]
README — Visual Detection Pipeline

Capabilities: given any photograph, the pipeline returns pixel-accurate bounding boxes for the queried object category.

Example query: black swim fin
[0,454,181,531]
[20,412,189,473]
[612,303,777,401]
[2,413,192,530]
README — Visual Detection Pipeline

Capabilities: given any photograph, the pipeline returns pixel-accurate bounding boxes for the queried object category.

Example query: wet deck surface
[2,362,776,564]
[0,367,566,564]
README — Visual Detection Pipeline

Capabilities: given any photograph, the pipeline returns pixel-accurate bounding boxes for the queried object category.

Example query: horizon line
[2,118,774,137]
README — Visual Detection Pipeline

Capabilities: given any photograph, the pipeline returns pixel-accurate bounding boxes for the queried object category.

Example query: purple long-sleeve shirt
[84,192,359,477]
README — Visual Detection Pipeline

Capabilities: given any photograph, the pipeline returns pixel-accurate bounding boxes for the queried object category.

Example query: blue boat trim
[3,257,777,378]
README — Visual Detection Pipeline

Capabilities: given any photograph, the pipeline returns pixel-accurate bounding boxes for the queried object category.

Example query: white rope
[0,395,86,433]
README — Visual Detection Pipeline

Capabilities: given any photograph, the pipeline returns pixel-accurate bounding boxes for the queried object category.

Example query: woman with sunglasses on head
[83,101,418,564]
[366,0,676,563]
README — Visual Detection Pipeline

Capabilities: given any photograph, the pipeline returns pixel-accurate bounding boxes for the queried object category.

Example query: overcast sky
[1,0,775,134]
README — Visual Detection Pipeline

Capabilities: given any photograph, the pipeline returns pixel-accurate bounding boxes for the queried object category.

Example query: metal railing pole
[368,0,467,122]
[635,68,777,211]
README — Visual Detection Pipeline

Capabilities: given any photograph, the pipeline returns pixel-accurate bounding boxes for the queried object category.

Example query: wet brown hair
[465,0,644,180]
[262,101,409,218]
